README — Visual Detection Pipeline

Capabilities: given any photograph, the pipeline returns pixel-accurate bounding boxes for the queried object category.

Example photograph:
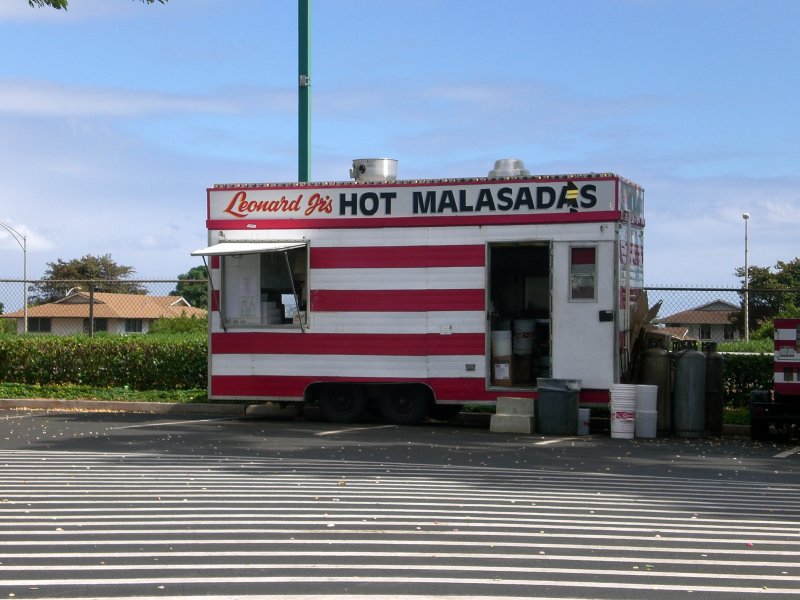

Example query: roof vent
[350,158,398,183]
[488,158,530,178]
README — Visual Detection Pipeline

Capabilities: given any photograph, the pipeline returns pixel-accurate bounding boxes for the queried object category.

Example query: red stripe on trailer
[774,361,800,371]
[211,375,312,399]
[311,245,485,269]
[211,332,485,356]
[774,319,800,330]
[775,340,798,350]
[210,375,490,402]
[578,388,612,405]
[206,210,621,231]
[210,290,220,312]
[310,288,485,312]
[775,382,800,395]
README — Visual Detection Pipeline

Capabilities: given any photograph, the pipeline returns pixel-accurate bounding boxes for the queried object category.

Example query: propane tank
[703,341,725,435]
[673,341,706,437]
[637,333,672,435]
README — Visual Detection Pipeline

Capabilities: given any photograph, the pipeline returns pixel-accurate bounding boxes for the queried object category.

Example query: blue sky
[0,0,798,289]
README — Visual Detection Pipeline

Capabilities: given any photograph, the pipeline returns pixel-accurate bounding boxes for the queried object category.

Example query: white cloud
[0,79,240,118]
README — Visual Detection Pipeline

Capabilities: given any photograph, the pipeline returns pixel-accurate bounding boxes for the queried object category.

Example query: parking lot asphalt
[0,395,752,436]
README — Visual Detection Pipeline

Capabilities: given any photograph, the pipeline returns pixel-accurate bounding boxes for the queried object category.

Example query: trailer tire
[379,385,429,426]
[320,384,367,423]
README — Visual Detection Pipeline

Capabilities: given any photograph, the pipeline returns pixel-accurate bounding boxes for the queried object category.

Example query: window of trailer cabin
[569,246,596,301]
[222,245,308,328]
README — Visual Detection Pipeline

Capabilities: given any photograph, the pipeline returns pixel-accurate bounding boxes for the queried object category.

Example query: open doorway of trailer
[487,242,552,389]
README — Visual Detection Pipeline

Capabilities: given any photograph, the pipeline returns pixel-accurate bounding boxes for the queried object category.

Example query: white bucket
[636,384,658,413]
[512,319,536,355]
[610,408,635,439]
[577,408,591,436]
[491,330,512,357]
[610,384,638,402]
[635,410,658,439]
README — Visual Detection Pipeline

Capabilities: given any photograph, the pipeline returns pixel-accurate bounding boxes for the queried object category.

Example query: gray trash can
[536,378,581,435]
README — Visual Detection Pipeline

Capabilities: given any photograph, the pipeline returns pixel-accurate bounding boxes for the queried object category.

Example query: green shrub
[0,333,207,390]
[148,315,207,335]
[722,352,773,407]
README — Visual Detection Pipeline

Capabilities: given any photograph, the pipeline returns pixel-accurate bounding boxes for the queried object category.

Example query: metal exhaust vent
[349,158,398,183]
[488,158,530,178]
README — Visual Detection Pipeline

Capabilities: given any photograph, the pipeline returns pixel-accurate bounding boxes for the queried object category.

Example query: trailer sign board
[208,178,620,226]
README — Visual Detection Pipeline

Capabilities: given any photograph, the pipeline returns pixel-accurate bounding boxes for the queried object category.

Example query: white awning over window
[191,241,306,256]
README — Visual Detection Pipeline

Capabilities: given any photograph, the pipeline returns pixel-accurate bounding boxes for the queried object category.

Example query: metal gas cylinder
[637,333,672,435]
[673,341,706,437]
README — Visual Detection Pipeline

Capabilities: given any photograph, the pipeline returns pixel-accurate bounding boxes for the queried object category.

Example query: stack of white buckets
[609,384,658,439]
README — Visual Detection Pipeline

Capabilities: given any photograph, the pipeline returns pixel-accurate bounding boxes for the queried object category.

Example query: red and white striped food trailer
[192,159,645,424]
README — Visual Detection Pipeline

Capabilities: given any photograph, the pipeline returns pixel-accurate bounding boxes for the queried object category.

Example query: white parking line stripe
[775,446,800,458]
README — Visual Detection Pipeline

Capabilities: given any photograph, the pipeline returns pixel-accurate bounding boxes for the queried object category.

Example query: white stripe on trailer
[311,311,486,335]
[212,354,486,379]
[311,266,484,290]
[775,327,798,341]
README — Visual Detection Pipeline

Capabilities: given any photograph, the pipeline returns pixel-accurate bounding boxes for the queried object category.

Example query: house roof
[1,292,206,320]
[658,299,739,325]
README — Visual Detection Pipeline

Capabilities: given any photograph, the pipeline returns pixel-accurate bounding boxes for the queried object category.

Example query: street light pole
[298,0,311,182]
[0,221,27,333]
[742,212,750,342]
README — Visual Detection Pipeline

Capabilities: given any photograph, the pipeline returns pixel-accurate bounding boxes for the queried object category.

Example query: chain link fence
[643,286,800,345]
[1,278,798,341]
[0,279,207,336]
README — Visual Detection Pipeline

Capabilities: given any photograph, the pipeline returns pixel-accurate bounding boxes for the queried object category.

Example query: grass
[717,339,773,353]
[0,382,207,404]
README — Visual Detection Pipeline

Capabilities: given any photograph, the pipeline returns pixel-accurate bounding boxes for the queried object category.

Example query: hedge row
[0,334,206,390]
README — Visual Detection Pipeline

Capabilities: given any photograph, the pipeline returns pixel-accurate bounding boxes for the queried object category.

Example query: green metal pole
[298,0,311,182]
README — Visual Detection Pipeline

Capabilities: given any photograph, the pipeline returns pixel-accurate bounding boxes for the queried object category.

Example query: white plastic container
[491,330,512,357]
[636,384,658,413]
[512,319,536,355]
[635,410,658,438]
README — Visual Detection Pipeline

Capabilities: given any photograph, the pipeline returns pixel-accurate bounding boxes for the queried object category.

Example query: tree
[734,257,800,335]
[30,254,147,304]
[29,0,166,9]
[170,265,208,309]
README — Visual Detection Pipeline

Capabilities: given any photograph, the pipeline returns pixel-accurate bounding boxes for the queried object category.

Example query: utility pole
[298,0,311,182]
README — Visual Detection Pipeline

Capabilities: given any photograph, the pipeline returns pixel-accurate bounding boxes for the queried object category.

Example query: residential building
[657,299,740,343]
[0,291,206,335]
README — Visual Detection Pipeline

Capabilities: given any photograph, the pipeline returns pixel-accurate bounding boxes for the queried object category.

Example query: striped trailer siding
[208,242,492,403]
[773,319,800,396]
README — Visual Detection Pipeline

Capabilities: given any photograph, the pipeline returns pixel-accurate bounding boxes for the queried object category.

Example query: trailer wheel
[379,385,429,425]
[320,385,367,423]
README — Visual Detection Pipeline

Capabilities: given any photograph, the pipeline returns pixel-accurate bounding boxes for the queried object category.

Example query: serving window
[192,241,308,329]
